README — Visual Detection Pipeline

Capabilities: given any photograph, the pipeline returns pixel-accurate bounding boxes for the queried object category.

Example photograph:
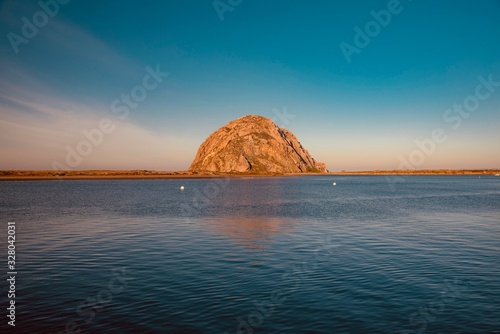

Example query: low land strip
[0,169,499,181]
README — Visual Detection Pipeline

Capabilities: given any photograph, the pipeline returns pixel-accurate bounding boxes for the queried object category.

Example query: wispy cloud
[1,0,140,76]
[39,19,141,78]
[0,2,191,170]
[0,81,187,170]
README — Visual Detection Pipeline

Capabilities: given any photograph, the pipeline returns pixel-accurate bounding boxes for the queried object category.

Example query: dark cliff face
[189,115,327,173]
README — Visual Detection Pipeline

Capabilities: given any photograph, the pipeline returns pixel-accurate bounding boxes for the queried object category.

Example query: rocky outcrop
[189,115,327,174]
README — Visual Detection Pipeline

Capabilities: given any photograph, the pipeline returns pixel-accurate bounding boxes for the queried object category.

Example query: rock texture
[189,115,327,174]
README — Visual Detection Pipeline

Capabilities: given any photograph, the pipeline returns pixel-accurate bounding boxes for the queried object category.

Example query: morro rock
[189,115,327,174]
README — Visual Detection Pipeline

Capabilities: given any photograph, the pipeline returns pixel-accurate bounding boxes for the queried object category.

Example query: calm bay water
[1,176,499,333]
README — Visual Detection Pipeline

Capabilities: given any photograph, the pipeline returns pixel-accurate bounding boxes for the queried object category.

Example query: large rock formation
[189,115,327,174]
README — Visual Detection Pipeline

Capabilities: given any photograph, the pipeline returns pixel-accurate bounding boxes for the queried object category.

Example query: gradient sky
[0,0,499,171]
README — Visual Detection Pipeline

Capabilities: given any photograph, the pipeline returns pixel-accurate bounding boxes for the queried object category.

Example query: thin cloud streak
[0,67,187,170]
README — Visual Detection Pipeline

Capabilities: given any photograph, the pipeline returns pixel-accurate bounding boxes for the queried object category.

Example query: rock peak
[189,115,327,174]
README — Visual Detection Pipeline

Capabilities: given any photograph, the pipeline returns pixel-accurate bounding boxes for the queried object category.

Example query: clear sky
[0,0,499,171]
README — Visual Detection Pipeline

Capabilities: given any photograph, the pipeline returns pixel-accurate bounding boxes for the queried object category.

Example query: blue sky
[0,0,499,170]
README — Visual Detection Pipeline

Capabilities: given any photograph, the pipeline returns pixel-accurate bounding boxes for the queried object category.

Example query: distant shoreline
[0,169,499,181]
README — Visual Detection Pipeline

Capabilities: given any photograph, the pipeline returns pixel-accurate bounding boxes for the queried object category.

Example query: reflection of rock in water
[203,217,295,249]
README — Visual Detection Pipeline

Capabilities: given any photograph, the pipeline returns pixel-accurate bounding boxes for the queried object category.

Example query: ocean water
[0,176,499,333]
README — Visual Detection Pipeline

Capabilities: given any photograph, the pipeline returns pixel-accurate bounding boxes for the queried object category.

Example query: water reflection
[202,216,295,249]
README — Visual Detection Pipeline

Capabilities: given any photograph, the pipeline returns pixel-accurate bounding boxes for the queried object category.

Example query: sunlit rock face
[189,115,327,174]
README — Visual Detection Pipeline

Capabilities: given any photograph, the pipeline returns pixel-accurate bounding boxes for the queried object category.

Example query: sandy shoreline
[0,174,287,181]
[0,169,499,181]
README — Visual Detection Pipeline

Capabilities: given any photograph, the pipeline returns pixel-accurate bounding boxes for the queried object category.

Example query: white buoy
[333,182,336,186]
[180,186,185,190]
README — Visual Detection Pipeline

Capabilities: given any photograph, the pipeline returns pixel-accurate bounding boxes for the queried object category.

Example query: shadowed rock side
[189,115,327,174]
